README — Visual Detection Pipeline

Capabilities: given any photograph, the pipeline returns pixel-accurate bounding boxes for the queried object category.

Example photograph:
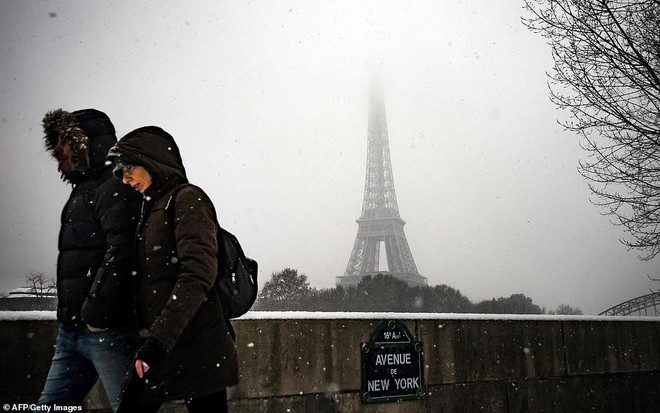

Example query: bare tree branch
[523,0,660,259]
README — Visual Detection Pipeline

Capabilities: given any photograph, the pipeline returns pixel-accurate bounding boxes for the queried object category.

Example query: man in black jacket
[37,109,141,412]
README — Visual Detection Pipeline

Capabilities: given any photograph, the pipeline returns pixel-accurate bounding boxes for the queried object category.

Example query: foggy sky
[1,0,657,315]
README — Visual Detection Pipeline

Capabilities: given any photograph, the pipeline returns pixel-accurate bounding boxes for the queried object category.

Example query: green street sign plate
[361,320,424,404]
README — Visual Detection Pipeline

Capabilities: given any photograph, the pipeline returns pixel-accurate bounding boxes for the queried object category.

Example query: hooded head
[107,126,188,197]
[42,108,117,183]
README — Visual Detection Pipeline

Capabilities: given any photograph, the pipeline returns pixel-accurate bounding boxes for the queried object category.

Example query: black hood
[42,108,117,183]
[107,126,188,198]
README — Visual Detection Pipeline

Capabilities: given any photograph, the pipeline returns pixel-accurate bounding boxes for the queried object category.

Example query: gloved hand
[135,338,169,375]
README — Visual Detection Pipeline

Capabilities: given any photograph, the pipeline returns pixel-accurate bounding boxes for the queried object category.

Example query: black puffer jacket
[107,126,238,403]
[43,109,141,330]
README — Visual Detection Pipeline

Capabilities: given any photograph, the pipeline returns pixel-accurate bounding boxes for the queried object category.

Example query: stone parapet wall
[0,312,658,412]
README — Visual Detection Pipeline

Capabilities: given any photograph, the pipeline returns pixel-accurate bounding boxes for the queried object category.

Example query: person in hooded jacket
[37,109,141,412]
[107,126,238,413]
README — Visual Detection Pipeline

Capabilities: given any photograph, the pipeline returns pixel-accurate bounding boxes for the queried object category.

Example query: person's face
[53,137,74,174]
[121,165,153,193]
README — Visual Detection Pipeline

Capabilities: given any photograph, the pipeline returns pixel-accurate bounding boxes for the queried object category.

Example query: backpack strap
[166,183,221,222]
[165,183,236,338]
[165,183,192,212]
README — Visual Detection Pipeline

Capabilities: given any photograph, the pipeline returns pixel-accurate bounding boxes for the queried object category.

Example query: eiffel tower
[337,76,427,288]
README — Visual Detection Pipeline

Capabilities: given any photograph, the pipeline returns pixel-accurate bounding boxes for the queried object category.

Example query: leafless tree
[522,0,660,259]
[22,271,56,310]
[24,271,57,298]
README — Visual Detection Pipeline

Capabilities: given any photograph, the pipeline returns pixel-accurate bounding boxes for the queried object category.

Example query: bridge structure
[599,292,660,316]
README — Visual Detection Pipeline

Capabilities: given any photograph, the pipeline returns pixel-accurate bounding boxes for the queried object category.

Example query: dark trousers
[139,389,228,413]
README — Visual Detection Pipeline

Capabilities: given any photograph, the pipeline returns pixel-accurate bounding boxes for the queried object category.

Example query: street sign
[361,320,424,404]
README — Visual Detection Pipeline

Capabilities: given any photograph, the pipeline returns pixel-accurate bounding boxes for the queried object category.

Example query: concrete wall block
[232,318,379,398]
[0,320,58,402]
[418,319,564,384]
[601,372,660,413]
[154,401,186,412]
[507,378,601,412]
[81,381,110,411]
[633,322,660,371]
[332,391,428,413]
[229,393,335,413]
[563,321,660,375]
[1,317,658,412]
[507,373,660,413]
[426,382,508,413]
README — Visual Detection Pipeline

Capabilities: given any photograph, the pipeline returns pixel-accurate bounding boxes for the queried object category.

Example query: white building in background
[1,287,57,310]
[7,287,58,298]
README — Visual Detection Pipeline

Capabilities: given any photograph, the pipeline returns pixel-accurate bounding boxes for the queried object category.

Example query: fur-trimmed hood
[42,108,117,183]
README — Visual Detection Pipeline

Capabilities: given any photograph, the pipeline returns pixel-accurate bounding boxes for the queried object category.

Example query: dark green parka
[108,126,238,403]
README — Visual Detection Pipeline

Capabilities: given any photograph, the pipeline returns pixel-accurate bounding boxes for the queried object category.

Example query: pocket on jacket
[60,277,91,304]
[59,277,92,324]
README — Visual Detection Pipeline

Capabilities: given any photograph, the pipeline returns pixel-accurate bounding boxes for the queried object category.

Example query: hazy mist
[1,0,657,314]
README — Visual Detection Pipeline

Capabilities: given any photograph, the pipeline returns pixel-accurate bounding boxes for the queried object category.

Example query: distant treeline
[252,268,582,315]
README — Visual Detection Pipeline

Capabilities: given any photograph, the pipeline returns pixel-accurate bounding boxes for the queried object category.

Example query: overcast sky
[1,0,657,315]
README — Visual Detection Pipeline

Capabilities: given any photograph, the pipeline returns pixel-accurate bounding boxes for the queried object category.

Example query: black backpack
[168,184,258,319]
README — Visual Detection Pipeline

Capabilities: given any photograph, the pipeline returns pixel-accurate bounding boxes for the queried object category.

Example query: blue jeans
[38,326,136,412]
